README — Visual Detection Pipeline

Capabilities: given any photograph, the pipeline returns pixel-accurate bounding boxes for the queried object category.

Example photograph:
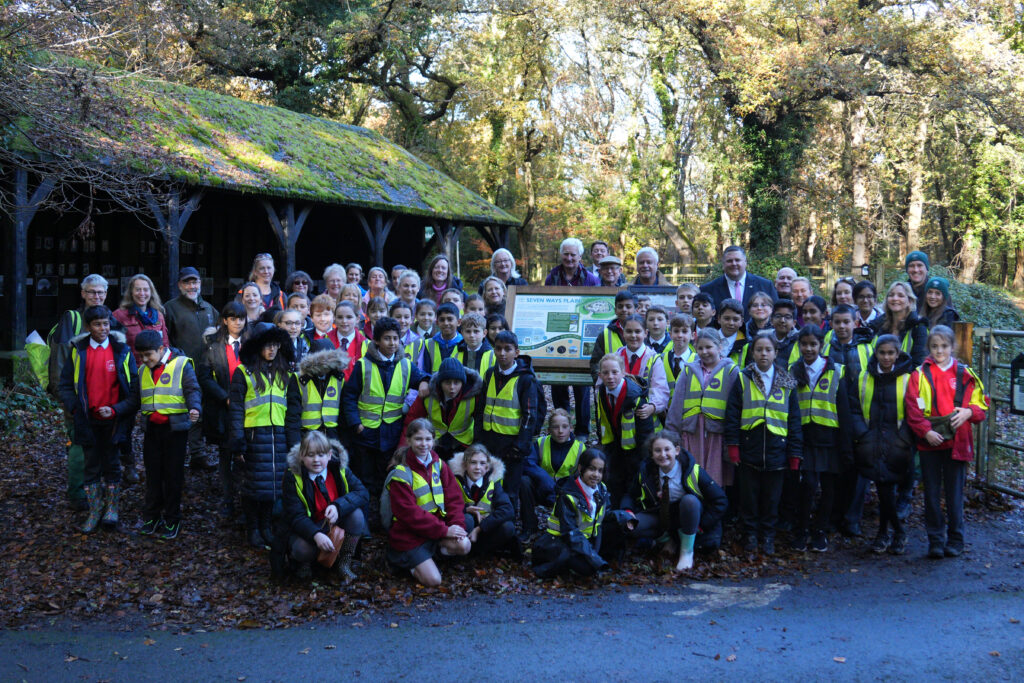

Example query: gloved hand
[789,457,801,471]
[728,445,740,465]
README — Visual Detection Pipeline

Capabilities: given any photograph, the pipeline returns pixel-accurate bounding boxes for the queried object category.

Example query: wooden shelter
[1,60,518,362]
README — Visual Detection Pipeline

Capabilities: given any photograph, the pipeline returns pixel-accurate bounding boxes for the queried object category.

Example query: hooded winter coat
[228,326,302,502]
[448,451,514,534]
[402,367,483,456]
[341,342,429,452]
[57,330,139,446]
[724,364,803,471]
[847,352,916,483]
[279,439,368,543]
[296,348,349,440]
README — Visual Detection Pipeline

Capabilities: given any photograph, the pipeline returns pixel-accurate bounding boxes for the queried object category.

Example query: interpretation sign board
[506,286,617,370]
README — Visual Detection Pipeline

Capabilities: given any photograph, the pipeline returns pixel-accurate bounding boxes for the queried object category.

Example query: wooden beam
[262,200,312,274]
[148,188,204,293]
[474,225,499,252]
[8,169,55,352]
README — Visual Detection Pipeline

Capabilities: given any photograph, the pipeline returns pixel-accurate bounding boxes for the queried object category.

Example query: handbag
[316,524,345,568]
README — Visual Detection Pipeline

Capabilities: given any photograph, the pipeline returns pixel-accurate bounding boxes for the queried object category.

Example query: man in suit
[701,246,778,314]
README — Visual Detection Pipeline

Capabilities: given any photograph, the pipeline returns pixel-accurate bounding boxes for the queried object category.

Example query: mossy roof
[9,58,519,226]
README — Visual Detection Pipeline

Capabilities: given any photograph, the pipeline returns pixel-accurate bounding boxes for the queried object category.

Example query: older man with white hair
[632,247,672,286]
[545,237,600,287]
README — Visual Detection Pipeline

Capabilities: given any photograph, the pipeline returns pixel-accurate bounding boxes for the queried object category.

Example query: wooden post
[262,201,311,275]
[7,169,55,352]
[355,211,396,267]
[474,225,499,252]
[147,188,204,294]
[954,321,974,365]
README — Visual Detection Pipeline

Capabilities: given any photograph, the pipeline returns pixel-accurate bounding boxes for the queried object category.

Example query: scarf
[132,304,159,326]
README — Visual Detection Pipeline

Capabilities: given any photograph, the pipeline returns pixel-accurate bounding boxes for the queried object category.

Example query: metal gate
[974,328,1024,498]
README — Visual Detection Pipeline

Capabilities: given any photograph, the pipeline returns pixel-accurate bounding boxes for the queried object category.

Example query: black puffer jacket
[846,352,915,483]
[197,326,233,444]
[789,358,854,465]
[278,441,368,543]
[228,326,302,502]
[724,365,803,471]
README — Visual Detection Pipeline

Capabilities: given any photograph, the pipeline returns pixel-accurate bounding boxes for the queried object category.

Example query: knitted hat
[435,357,466,384]
[924,276,950,301]
[905,250,930,270]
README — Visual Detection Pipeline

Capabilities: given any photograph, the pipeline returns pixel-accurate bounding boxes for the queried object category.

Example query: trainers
[927,543,945,559]
[871,531,892,554]
[810,531,829,553]
[791,531,808,552]
[943,544,962,558]
[889,532,907,555]
[839,522,862,538]
[140,518,160,535]
[159,520,180,540]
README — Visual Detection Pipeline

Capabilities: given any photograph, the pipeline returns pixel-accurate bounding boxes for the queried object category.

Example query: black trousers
[739,466,785,540]
[604,445,641,509]
[142,422,188,523]
[798,471,837,535]
[83,423,120,485]
[465,516,518,557]
[550,384,592,436]
[875,480,901,535]
[633,494,702,538]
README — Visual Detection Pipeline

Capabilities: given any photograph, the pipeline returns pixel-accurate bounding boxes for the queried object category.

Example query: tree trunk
[805,210,818,262]
[1013,244,1024,291]
[959,226,983,284]
[846,102,870,269]
[934,179,952,261]
[904,105,930,258]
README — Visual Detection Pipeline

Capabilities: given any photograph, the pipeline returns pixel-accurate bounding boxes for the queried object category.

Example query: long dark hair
[250,338,292,394]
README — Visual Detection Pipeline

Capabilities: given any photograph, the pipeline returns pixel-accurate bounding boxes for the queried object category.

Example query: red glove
[789,457,801,471]
[728,445,740,464]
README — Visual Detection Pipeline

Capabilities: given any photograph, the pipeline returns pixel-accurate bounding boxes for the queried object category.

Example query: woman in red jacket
[384,419,470,587]
[905,325,988,559]
[112,273,169,364]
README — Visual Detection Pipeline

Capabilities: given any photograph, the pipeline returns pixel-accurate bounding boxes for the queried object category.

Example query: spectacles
[772,314,794,321]
[856,294,875,301]
[83,289,106,295]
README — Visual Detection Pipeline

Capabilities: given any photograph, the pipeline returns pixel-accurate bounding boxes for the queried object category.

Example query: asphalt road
[3,510,1022,682]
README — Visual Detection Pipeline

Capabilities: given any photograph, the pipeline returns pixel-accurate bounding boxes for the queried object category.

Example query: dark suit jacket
[701,272,778,312]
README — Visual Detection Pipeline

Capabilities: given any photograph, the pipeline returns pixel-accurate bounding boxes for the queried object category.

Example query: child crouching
[276,431,368,580]
[532,449,637,578]
[449,445,520,558]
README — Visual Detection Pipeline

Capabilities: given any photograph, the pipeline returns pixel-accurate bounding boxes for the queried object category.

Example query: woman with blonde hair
[113,273,169,363]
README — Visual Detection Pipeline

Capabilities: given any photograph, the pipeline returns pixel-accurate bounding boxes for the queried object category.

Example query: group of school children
[56,250,989,587]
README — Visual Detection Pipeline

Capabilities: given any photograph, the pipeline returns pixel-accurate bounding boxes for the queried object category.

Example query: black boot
[259,503,274,547]
[243,499,263,548]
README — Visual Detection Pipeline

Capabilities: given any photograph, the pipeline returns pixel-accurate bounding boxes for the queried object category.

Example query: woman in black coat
[228,323,302,547]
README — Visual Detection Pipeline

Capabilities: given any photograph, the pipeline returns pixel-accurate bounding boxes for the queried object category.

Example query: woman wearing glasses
[478,248,527,293]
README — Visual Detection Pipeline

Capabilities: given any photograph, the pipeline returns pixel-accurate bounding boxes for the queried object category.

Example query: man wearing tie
[700,246,778,314]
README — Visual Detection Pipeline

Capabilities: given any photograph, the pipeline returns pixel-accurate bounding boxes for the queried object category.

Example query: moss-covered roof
[9,57,519,226]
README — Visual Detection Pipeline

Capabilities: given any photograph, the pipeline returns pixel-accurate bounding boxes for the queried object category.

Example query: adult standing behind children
[701,246,778,311]
[480,248,528,292]
[164,267,219,471]
[633,247,673,286]
[545,238,600,287]
[419,255,464,305]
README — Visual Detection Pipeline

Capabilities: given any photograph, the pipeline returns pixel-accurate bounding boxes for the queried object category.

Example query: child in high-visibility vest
[659,314,696,419]
[277,431,368,581]
[645,305,671,354]
[520,408,586,535]
[691,293,716,335]
[532,449,636,578]
[847,334,915,555]
[717,298,748,368]
[57,305,139,534]
[623,431,727,571]
[334,301,367,381]
[665,328,739,490]
[788,324,852,553]
[341,317,430,516]
[724,331,803,556]
[617,315,669,416]
[474,331,542,513]
[450,444,519,558]
[385,419,469,587]
[228,323,302,549]
[745,291,774,338]
[295,348,348,441]
[134,330,201,540]
[401,358,481,461]
[594,352,655,507]
[422,302,463,373]
[588,290,637,382]
[906,325,988,559]
[770,299,800,368]
[456,312,494,376]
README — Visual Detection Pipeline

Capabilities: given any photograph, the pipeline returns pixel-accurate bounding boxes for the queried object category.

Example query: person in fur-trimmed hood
[296,347,349,441]
[449,445,520,558]
[401,358,482,461]
[273,432,369,581]
[724,332,803,556]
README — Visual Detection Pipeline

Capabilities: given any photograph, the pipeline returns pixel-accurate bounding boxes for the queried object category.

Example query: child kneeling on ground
[277,431,368,580]
[623,431,726,571]
[449,444,520,558]
[384,419,470,587]
[532,449,636,578]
